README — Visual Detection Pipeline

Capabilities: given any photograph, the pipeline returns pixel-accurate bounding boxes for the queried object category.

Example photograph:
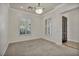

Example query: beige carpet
[4,39,79,56]
[64,41,79,50]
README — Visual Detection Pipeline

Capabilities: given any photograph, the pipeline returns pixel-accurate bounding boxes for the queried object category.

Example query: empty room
[0,3,79,56]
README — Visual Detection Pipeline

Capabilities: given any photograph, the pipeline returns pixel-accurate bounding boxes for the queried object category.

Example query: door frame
[62,16,67,43]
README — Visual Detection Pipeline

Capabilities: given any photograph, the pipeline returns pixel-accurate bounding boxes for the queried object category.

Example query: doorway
[62,16,67,43]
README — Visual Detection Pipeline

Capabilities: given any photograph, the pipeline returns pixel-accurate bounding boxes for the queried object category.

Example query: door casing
[62,16,67,43]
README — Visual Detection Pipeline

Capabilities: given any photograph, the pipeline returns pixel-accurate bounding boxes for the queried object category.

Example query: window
[19,17,31,35]
[45,18,52,36]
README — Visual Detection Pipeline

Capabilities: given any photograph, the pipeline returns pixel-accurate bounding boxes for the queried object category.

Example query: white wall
[0,4,9,55]
[42,3,79,45]
[62,8,79,42]
[8,8,43,43]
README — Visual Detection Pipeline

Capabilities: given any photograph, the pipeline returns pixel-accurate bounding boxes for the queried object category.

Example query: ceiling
[10,3,61,15]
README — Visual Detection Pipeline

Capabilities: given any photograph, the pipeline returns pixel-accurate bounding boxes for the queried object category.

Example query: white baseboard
[9,37,42,44]
[41,36,62,45]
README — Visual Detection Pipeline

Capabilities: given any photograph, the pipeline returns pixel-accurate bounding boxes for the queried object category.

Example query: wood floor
[4,39,79,56]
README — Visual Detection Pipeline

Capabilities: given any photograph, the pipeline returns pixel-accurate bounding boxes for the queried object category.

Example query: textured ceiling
[10,3,61,15]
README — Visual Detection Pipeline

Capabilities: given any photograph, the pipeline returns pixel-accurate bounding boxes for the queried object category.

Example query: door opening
[62,16,67,43]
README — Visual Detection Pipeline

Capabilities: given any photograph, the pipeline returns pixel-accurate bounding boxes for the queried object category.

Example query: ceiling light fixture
[27,3,44,14]
[35,3,43,14]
